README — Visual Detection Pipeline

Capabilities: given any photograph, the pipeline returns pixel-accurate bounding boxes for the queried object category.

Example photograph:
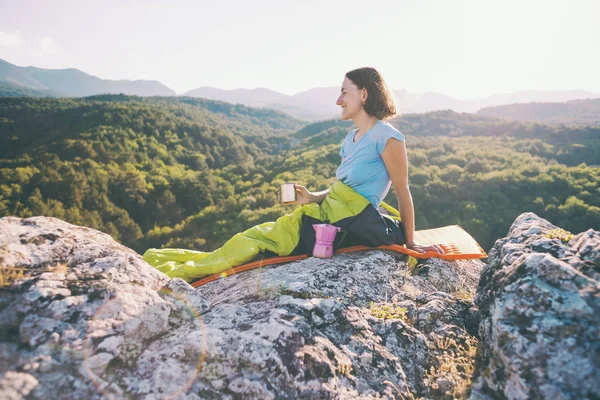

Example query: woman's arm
[382,139,444,254]
[381,139,416,246]
[306,186,330,205]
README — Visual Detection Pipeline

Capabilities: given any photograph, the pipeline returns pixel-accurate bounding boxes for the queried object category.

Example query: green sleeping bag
[143,181,371,282]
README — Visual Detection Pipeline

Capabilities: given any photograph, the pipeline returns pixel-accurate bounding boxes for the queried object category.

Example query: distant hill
[290,110,600,167]
[477,98,600,127]
[0,94,305,161]
[183,87,289,105]
[0,58,176,97]
[4,57,599,122]
[478,90,600,108]
[184,85,600,121]
[0,80,58,97]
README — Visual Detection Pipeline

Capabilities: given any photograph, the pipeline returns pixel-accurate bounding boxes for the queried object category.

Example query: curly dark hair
[345,67,397,120]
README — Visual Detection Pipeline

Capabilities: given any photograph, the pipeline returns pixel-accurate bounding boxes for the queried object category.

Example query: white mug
[280,183,296,203]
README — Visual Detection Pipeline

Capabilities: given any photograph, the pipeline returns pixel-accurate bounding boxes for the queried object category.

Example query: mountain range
[2,58,599,120]
[0,58,175,97]
[183,87,600,121]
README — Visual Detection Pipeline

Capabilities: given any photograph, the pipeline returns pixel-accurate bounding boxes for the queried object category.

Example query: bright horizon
[1,0,598,99]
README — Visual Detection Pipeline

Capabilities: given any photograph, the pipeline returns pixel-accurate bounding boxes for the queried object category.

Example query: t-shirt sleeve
[374,126,406,155]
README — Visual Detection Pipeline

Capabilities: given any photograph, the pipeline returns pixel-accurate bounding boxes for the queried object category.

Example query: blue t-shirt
[335,120,406,208]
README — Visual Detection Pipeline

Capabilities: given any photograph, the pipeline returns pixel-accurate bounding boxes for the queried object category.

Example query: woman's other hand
[278,183,313,205]
[407,243,445,255]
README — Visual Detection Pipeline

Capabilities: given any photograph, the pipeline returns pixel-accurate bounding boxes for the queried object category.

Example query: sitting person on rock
[143,67,444,283]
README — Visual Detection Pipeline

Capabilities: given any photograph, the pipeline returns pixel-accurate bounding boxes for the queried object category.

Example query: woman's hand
[278,183,313,205]
[407,242,445,255]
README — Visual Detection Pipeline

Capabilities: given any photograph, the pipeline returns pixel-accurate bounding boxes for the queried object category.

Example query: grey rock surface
[0,216,486,399]
[471,212,600,399]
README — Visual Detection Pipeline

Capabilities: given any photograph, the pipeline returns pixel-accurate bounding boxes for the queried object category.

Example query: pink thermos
[312,224,341,258]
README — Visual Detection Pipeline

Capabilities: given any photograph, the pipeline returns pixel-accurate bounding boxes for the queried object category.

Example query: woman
[282,67,443,255]
[144,67,443,282]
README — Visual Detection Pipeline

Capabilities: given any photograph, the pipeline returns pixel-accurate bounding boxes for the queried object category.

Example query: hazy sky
[1,0,598,99]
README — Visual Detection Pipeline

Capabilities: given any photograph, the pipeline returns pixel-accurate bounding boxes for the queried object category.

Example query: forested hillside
[299,111,600,166]
[0,96,303,246]
[1,96,598,255]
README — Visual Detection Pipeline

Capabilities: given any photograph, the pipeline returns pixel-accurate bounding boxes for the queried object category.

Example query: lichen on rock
[472,212,600,399]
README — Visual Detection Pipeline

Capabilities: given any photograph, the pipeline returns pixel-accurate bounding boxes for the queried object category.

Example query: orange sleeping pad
[191,225,486,288]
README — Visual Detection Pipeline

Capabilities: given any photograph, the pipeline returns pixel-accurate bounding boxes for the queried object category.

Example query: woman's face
[336,77,365,120]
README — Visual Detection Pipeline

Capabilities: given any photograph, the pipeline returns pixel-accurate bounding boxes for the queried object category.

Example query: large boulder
[0,216,485,399]
[472,212,600,399]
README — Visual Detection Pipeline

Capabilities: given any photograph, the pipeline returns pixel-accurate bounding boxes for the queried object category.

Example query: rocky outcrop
[0,213,597,399]
[471,213,600,399]
[0,216,485,399]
